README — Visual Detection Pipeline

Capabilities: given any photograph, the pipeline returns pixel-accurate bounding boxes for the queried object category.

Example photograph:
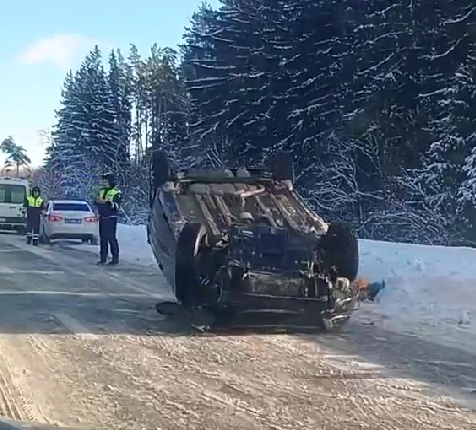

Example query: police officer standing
[95,173,122,265]
[23,186,44,246]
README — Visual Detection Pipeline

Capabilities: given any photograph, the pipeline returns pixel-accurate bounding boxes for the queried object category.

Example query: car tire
[269,153,294,183]
[174,223,207,309]
[41,232,50,244]
[90,236,99,245]
[321,222,359,283]
[152,150,172,189]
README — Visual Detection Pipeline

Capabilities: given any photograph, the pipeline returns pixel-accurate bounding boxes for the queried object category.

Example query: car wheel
[321,222,359,283]
[152,150,172,189]
[90,236,99,245]
[269,153,294,183]
[40,226,51,244]
[175,223,207,309]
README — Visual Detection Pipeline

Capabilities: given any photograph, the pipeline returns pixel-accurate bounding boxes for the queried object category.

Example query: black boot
[32,239,39,246]
[97,260,107,265]
[107,259,119,266]
[26,236,32,245]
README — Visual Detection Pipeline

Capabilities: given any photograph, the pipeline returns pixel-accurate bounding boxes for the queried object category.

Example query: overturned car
[147,151,359,331]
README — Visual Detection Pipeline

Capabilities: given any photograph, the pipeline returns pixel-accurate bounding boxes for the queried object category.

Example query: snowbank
[79,223,476,351]
[81,223,157,268]
[356,239,476,352]
[115,224,157,267]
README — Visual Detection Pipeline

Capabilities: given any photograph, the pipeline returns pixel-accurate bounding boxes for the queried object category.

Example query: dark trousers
[26,216,40,243]
[99,217,119,262]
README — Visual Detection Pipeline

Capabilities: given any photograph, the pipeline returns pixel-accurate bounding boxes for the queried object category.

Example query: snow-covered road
[0,227,475,429]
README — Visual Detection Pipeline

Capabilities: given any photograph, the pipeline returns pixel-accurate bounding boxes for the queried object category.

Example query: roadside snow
[79,224,476,351]
[115,224,157,267]
[355,239,476,352]
[81,223,157,268]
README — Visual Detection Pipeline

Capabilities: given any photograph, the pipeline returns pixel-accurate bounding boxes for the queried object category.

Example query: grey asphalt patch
[0,234,178,337]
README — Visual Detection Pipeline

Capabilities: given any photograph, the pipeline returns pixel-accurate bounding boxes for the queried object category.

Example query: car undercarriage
[147,153,359,332]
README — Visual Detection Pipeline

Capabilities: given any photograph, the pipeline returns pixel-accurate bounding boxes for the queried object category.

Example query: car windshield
[53,202,90,212]
[0,184,27,204]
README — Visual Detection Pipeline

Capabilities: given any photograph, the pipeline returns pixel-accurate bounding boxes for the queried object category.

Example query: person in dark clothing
[23,186,45,246]
[95,173,122,265]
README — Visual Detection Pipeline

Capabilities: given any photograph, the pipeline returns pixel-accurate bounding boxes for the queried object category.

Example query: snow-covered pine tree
[459,137,476,243]
[181,2,218,83]
[426,63,476,244]
[128,44,147,164]
[273,0,362,224]
[337,0,420,238]
[46,70,95,199]
[45,47,123,202]
[328,0,470,242]
[112,45,192,221]
[143,45,190,169]
[182,2,227,167]
[125,44,152,220]
[108,49,133,185]
[416,3,476,244]
[75,46,119,172]
[185,0,293,167]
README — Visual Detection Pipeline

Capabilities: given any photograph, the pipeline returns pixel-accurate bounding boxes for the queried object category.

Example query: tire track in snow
[0,335,51,425]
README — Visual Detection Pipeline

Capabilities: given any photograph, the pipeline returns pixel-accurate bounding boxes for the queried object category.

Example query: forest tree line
[38,0,476,246]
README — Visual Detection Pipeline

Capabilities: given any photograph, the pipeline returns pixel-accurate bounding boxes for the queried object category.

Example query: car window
[0,184,27,204]
[53,202,90,212]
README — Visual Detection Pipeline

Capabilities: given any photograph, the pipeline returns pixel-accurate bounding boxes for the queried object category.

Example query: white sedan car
[40,200,99,245]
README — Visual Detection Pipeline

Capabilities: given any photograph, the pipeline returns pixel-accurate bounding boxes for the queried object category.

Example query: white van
[0,177,29,233]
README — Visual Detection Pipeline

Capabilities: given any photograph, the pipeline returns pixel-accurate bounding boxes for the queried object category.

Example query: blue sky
[0,0,220,167]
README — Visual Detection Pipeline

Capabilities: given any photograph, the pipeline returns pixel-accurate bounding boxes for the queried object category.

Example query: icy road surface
[0,232,475,429]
